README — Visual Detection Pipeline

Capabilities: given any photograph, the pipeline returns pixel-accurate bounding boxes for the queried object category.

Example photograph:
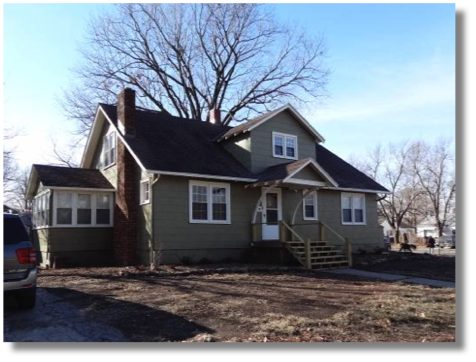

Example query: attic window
[103,132,116,169]
[273,132,298,160]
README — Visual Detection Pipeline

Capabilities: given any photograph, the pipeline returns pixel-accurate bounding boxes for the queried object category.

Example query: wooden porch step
[285,241,328,246]
[290,246,336,252]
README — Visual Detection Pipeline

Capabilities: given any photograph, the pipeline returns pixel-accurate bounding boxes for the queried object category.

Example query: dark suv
[3,213,37,309]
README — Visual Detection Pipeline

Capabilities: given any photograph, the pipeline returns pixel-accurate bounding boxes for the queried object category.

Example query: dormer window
[273,132,298,160]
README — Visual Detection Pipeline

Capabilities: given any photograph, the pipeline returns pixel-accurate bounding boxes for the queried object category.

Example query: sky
[3,3,455,169]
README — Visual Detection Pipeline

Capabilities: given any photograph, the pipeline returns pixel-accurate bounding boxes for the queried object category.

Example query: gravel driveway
[4,288,127,342]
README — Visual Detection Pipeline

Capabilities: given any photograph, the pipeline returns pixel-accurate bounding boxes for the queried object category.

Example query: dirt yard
[36,265,455,342]
[354,251,456,282]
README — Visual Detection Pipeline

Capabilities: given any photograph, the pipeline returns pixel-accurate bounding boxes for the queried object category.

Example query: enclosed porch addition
[27,165,116,267]
[249,158,353,270]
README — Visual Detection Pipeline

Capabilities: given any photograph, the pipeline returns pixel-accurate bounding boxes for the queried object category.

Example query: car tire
[18,287,36,310]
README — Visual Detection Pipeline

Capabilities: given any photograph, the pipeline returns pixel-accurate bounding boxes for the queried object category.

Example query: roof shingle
[33,164,114,189]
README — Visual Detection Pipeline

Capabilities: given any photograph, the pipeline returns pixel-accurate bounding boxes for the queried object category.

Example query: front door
[261,189,282,240]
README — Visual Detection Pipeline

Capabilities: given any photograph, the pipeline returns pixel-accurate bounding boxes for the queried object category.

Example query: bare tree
[349,142,425,242]
[61,3,329,134]
[3,126,20,196]
[48,136,81,168]
[6,168,31,212]
[410,139,455,236]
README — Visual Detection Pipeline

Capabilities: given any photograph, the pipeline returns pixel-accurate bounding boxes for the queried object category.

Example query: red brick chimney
[209,108,221,124]
[114,88,137,266]
[117,88,136,136]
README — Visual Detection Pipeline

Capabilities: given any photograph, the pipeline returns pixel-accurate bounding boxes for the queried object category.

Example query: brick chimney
[114,88,137,266]
[117,88,136,136]
[209,108,221,124]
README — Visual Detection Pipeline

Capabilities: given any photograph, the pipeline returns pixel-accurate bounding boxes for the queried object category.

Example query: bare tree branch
[60,3,329,133]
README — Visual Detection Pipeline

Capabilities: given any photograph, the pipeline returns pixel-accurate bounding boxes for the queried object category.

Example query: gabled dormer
[217,104,325,174]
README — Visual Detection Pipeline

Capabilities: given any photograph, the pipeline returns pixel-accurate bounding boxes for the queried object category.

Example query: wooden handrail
[317,221,346,243]
[280,220,305,242]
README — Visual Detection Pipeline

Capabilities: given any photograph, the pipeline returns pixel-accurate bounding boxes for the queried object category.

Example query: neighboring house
[381,220,417,242]
[416,215,455,238]
[26,88,389,268]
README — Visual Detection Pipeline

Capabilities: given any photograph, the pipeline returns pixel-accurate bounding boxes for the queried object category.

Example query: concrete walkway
[325,268,455,288]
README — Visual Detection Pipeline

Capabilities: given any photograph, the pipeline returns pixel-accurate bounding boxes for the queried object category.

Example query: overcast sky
[3,3,455,169]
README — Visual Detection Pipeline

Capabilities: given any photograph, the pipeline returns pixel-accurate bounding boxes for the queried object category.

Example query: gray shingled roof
[98,104,388,192]
[100,104,256,180]
[315,145,388,192]
[33,164,114,189]
[255,158,314,183]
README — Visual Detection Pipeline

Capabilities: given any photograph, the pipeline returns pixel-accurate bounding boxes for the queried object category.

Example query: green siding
[150,175,383,264]
[293,166,325,182]
[152,175,260,264]
[249,110,317,173]
[280,189,383,252]
[32,227,114,267]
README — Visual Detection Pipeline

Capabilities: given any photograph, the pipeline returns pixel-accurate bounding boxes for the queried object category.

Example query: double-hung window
[140,179,151,204]
[102,132,116,168]
[303,191,318,220]
[57,192,73,225]
[341,193,366,225]
[273,132,298,159]
[190,181,230,224]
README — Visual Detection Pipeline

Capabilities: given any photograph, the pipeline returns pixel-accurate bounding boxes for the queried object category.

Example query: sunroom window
[32,191,50,228]
[53,191,113,227]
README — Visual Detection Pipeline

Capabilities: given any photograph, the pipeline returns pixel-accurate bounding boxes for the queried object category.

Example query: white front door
[261,189,282,240]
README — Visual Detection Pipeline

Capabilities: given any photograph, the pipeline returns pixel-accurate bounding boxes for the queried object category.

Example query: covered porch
[247,158,352,270]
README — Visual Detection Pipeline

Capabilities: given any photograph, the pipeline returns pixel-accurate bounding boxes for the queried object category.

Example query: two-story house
[26,88,388,269]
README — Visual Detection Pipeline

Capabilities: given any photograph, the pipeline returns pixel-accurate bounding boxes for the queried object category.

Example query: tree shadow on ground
[41,287,214,342]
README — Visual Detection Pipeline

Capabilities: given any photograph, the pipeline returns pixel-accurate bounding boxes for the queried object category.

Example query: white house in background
[381,220,417,240]
[416,214,456,238]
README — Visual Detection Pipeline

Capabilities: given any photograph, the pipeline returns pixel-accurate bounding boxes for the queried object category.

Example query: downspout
[150,174,161,268]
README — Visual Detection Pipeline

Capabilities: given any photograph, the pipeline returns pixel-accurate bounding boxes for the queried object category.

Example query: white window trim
[341,192,366,225]
[272,132,298,160]
[303,190,318,221]
[140,178,151,205]
[189,180,231,224]
[52,190,114,227]
[102,131,117,170]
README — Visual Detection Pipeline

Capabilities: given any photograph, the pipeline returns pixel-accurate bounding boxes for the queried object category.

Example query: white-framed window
[189,181,231,224]
[53,191,114,227]
[57,192,73,225]
[303,190,318,221]
[32,191,50,228]
[140,179,151,204]
[102,132,116,169]
[272,132,298,159]
[77,194,92,225]
[341,193,366,225]
[96,193,113,225]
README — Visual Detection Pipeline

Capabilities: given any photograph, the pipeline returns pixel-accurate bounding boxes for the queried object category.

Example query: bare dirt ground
[353,251,456,282]
[34,265,455,342]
